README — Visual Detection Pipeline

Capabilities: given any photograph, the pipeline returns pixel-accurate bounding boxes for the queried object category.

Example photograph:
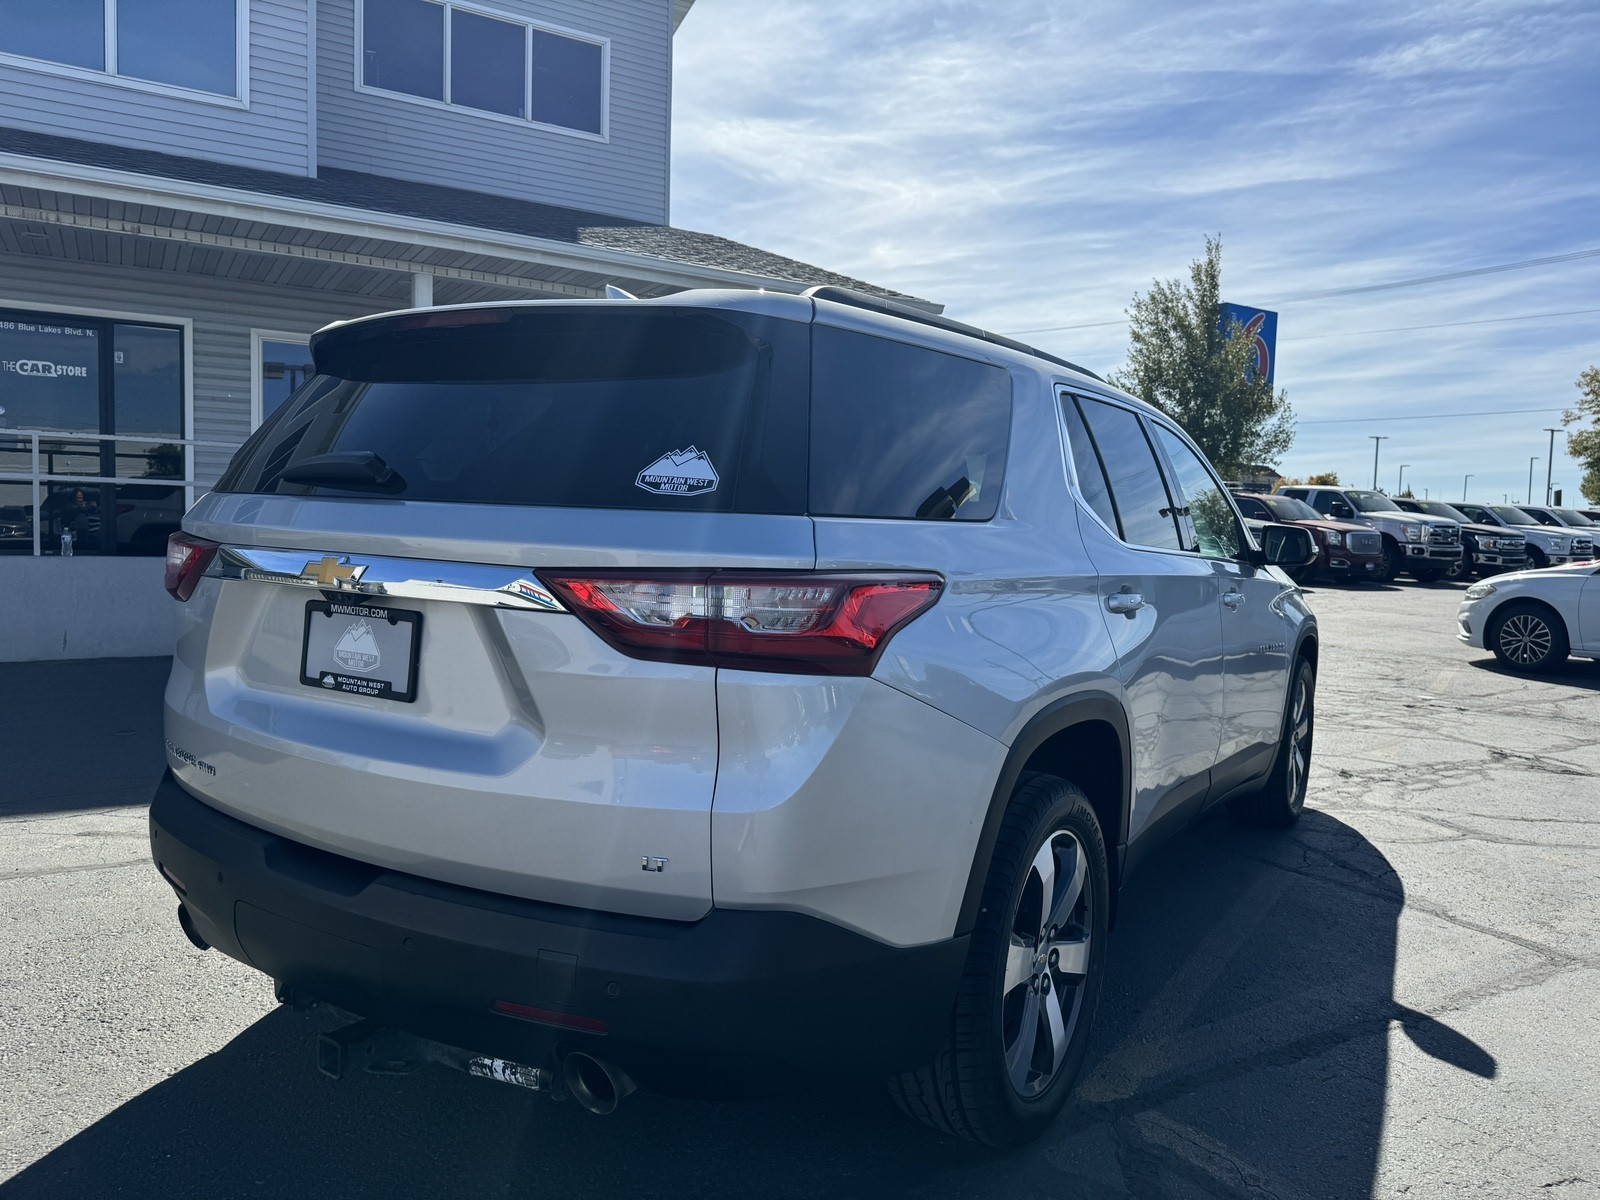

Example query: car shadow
[0,656,171,817]
[4,808,1485,1199]
[1468,656,1600,690]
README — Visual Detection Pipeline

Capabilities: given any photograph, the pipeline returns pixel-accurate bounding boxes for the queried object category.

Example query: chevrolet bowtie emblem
[300,556,365,587]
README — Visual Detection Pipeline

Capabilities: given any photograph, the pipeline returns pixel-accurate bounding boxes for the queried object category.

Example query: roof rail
[803,286,1105,383]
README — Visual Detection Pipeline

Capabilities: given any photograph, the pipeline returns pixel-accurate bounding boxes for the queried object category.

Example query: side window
[810,327,1011,521]
[1077,398,1182,550]
[1060,395,1119,533]
[1151,425,1245,560]
[1307,491,1340,516]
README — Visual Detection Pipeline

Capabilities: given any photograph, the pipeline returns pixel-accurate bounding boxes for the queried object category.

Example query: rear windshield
[217,308,808,514]
[218,307,1014,522]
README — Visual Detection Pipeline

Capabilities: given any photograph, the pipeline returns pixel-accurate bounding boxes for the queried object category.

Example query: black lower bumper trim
[149,773,967,1095]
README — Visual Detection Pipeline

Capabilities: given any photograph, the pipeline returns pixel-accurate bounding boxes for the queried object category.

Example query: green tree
[1306,471,1341,486]
[1565,366,1600,503]
[1110,236,1295,478]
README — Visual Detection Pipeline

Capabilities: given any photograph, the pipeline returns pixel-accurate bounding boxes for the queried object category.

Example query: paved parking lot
[2,580,1598,1199]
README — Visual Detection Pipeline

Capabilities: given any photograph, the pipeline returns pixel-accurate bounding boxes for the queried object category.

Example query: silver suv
[150,288,1318,1146]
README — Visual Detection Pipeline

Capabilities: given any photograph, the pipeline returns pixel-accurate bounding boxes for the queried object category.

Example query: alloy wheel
[1001,831,1092,1098]
[1499,613,1553,666]
[1286,671,1313,808]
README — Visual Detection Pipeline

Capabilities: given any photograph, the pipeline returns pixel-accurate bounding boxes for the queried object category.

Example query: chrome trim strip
[207,547,567,612]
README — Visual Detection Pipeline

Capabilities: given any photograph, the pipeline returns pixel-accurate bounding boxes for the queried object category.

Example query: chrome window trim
[207,546,567,612]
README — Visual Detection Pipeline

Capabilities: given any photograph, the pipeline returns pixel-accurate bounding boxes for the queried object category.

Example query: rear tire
[888,775,1109,1147]
[1230,658,1315,828]
[1487,602,1569,672]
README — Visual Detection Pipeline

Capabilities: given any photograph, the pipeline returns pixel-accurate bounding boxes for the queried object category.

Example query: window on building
[451,9,525,118]
[0,0,242,97]
[119,0,239,95]
[257,338,315,427]
[530,29,602,135]
[360,0,607,136]
[0,308,185,557]
[362,0,444,101]
[3,0,105,71]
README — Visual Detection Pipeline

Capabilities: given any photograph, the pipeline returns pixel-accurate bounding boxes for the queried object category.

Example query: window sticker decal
[635,446,719,496]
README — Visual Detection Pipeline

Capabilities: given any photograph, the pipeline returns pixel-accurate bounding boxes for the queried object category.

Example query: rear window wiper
[273,451,406,493]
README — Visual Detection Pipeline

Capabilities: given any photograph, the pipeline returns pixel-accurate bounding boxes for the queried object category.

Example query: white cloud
[671,0,1600,499]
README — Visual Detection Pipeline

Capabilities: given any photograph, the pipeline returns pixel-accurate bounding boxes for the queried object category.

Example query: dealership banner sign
[1218,302,1277,389]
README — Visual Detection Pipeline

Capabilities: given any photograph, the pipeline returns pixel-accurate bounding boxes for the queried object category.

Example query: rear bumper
[149,772,966,1095]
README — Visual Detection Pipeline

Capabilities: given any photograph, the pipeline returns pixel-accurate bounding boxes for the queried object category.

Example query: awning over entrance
[0,125,939,312]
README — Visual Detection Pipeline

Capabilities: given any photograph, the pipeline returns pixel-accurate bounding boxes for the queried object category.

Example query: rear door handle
[1222,590,1245,610]
[1106,591,1145,616]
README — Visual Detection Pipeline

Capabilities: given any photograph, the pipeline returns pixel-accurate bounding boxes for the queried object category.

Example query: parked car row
[1230,485,1598,588]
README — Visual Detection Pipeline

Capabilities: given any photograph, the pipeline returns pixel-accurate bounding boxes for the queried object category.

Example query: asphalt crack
[1,859,149,883]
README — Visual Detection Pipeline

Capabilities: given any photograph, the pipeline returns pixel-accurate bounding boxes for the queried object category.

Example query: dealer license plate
[300,599,422,702]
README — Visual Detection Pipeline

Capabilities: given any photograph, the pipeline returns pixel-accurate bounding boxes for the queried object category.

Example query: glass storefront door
[0,307,184,556]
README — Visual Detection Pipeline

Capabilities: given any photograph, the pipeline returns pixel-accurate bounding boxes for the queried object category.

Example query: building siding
[0,0,312,177]
[0,251,390,487]
[317,0,670,222]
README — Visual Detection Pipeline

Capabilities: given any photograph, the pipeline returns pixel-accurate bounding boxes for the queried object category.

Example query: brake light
[537,571,943,676]
[164,532,220,601]
[388,308,510,331]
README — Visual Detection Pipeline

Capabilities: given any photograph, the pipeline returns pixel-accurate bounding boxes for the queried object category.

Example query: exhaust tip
[562,1052,636,1115]
[176,903,210,951]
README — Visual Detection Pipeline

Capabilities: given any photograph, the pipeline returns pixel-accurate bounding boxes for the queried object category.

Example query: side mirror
[1260,524,1319,570]
[1330,502,1354,519]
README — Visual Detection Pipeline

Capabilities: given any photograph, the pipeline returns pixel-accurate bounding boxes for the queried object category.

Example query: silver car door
[1064,394,1224,844]
[1149,424,1295,780]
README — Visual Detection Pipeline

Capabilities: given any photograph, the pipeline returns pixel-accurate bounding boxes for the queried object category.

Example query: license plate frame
[300,599,423,703]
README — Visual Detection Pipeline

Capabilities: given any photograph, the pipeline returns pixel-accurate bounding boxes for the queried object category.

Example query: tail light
[537,571,943,676]
[165,532,221,601]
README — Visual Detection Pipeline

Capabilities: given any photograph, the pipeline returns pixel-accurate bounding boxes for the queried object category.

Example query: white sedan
[1458,562,1600,671]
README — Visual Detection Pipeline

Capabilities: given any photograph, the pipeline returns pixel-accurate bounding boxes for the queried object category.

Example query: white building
[0,0,932,660]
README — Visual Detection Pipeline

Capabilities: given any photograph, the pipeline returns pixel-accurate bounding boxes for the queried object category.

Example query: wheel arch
[955,692,1130,937]
[1488,595,1570,641]
[1296,629,1319,673]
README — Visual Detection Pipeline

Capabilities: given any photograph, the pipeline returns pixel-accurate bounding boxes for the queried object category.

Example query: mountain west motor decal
[636,447,719,496]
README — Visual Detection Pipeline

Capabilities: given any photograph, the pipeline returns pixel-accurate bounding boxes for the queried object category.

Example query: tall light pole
[1529,457,1539,505]
[1370,435,1388,489]
[1462,474,1473,501]
[1545,428,1561,504]
[1398,464,1411,494]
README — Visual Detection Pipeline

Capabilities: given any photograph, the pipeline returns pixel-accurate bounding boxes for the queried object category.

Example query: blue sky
[671,0,1600,505]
